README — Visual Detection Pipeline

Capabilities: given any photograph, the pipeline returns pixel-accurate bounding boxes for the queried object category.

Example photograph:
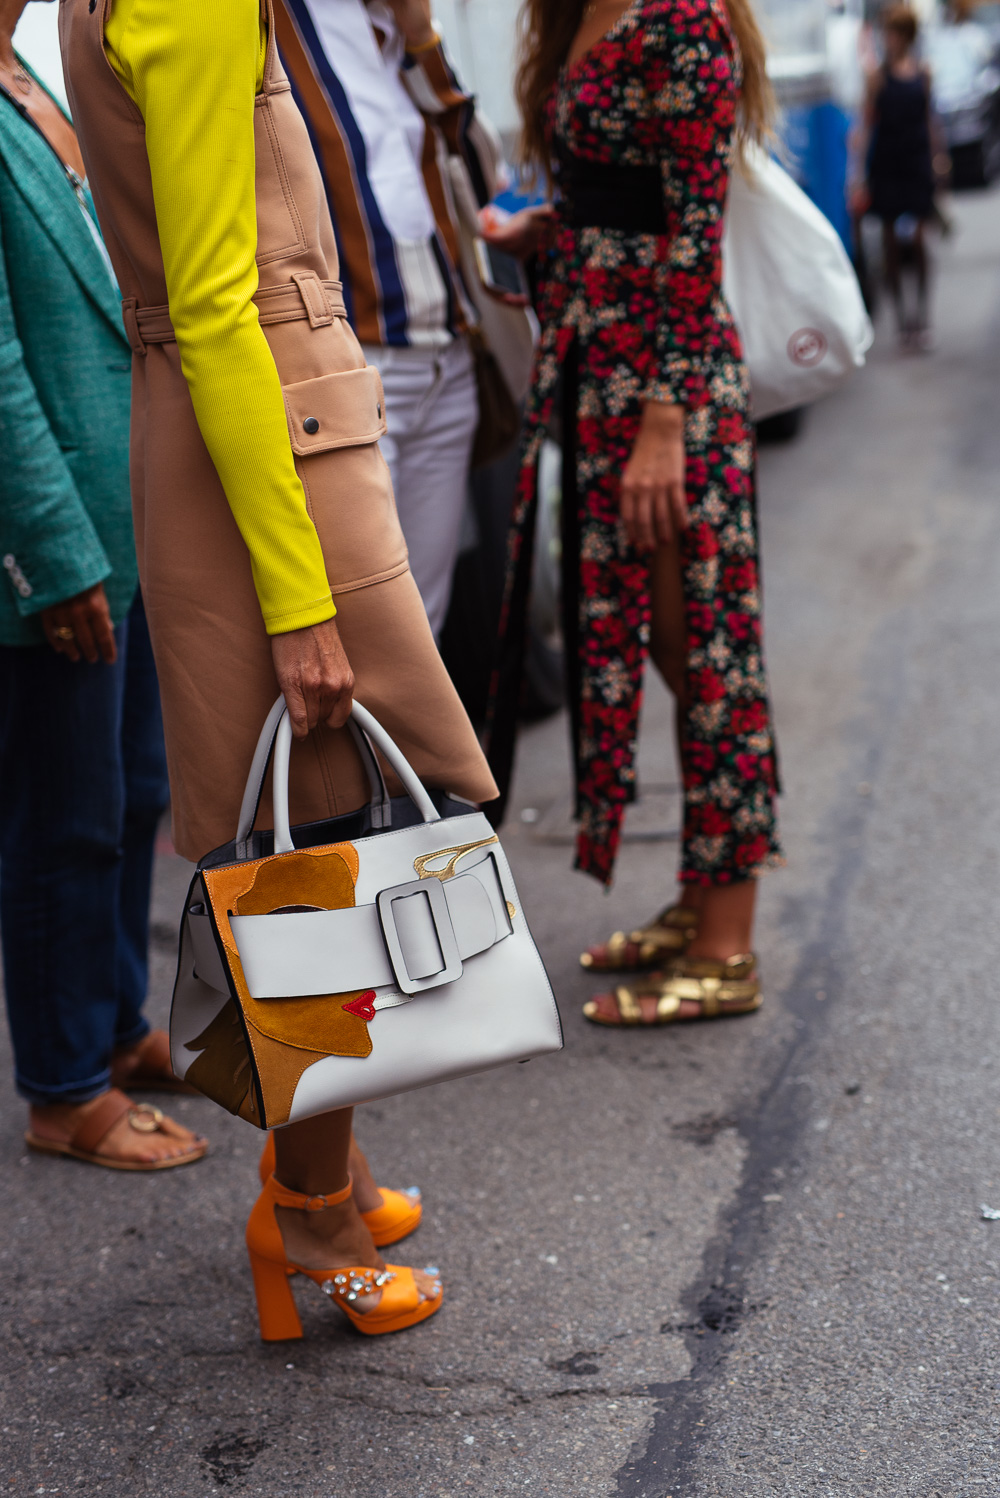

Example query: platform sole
[340,1287,443,1336]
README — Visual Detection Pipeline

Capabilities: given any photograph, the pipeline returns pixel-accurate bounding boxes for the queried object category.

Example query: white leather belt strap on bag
[205,850,512,1001]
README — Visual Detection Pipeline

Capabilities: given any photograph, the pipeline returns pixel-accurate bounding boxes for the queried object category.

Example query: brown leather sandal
[25,1088,208,1171]
[110,1029,198,1094]
[583,954,761,1026]
[579,904,698,973]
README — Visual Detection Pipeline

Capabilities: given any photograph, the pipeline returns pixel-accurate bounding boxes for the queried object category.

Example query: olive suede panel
[183,997,260,1125]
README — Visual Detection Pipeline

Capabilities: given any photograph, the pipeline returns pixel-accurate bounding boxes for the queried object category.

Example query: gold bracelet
[406,29,441,55]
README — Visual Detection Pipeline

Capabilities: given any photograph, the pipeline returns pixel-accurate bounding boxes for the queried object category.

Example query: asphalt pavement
[4,186,1000,1498]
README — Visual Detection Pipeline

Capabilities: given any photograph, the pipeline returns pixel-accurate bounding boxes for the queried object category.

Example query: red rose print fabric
[488,0,782,887]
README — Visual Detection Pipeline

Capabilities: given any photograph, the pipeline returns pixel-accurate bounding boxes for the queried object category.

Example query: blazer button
[377,402,382,418]
[2,554,14,571]
[303,417,319,435]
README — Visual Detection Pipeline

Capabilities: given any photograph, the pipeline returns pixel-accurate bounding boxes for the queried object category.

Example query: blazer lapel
[0,105,126,344]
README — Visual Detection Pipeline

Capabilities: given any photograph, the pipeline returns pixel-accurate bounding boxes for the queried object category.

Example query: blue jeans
[0,595,169,1105]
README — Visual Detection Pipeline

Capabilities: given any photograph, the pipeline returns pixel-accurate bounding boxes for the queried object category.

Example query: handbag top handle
[235,699,392,845]
[236,695,442,856]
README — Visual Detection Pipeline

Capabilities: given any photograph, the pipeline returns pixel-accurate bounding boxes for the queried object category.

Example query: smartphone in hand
[473,237,530,299]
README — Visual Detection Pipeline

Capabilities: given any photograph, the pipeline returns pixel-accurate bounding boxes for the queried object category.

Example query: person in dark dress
[857,4,940,347]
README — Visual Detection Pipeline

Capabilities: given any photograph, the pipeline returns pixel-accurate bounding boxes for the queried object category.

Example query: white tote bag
[722,144,873,420]
[170,698,562,1129]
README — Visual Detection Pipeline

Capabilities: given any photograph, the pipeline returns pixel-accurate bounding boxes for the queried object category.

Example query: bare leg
[648,537,686,702]
[647,542,704,917]
[348,1135,387,1213]
[272,1108,435,1300]
[648,543,757,957]
[274,1106,354,1198]
[882,219,905,335]
[685,878,756,959]
[913,221,930,333]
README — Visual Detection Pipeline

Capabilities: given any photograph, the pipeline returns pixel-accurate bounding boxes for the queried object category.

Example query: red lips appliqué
[342,990,377,1022]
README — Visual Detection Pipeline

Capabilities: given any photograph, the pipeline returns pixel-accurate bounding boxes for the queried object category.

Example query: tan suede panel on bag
[199,843,373,1126]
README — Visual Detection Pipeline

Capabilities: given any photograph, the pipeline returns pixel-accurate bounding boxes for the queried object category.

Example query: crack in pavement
[613,604,913,1498]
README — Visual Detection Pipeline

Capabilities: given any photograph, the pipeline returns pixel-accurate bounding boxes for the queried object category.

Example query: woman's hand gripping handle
[270,616,355,737]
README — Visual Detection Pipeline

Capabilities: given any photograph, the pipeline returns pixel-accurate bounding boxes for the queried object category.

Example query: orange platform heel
[258,1132,422,1247]
[246,1172,443,1342]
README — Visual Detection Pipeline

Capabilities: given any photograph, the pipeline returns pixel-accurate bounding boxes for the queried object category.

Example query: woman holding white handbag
[60,0,503,1340]
[485,0,783,1025]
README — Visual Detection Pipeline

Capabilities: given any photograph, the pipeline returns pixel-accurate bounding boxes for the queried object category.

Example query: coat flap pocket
[283,366,387,456]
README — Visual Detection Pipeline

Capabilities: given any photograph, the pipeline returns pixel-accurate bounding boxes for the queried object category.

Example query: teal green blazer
[0,71,134,647]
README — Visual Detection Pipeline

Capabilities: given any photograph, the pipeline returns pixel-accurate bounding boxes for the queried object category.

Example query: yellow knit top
[105,0,335,636]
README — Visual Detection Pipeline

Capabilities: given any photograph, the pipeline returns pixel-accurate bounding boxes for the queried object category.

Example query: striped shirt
[274,0,503,348]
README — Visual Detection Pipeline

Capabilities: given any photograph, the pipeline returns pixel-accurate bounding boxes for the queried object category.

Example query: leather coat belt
[120,272,348,356]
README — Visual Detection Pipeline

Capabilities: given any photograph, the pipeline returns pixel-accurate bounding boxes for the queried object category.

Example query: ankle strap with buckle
[269,1172,353,1212]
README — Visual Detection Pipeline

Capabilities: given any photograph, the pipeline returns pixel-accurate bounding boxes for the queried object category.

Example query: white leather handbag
[169,698,562,1129]
[723,144,874,421]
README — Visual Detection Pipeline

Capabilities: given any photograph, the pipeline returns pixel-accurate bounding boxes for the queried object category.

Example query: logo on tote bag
[787,328,829,368]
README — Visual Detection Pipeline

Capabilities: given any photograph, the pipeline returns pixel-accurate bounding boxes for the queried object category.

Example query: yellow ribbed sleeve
[105,0,335,635]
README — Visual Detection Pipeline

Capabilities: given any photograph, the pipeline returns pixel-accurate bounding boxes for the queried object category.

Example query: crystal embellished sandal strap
[269,1173,354,1212]
[321,1265,397,1304]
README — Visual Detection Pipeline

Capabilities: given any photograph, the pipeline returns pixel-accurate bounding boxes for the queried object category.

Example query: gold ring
[53,626,75,641]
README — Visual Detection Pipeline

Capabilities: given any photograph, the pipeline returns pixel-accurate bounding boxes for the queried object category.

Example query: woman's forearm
[105,0,335,636]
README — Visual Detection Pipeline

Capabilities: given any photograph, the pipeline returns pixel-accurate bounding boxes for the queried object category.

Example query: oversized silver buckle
[376,877,463,996]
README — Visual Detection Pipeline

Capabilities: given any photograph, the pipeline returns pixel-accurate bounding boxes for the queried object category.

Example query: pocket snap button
[303,417,320,435]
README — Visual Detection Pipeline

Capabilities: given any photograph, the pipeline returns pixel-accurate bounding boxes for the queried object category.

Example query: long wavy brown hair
[515,0,774,177]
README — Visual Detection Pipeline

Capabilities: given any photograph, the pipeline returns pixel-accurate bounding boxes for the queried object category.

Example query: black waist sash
[557,154,666,233]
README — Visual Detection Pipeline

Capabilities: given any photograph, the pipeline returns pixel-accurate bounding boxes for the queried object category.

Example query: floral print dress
[488,0,782,888]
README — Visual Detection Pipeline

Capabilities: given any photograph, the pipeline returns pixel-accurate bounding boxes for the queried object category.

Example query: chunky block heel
[249,1248,303,1341]
[245,1171,442,1342]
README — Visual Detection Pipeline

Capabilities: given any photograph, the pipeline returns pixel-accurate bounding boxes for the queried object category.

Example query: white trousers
[363,337,478,638]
